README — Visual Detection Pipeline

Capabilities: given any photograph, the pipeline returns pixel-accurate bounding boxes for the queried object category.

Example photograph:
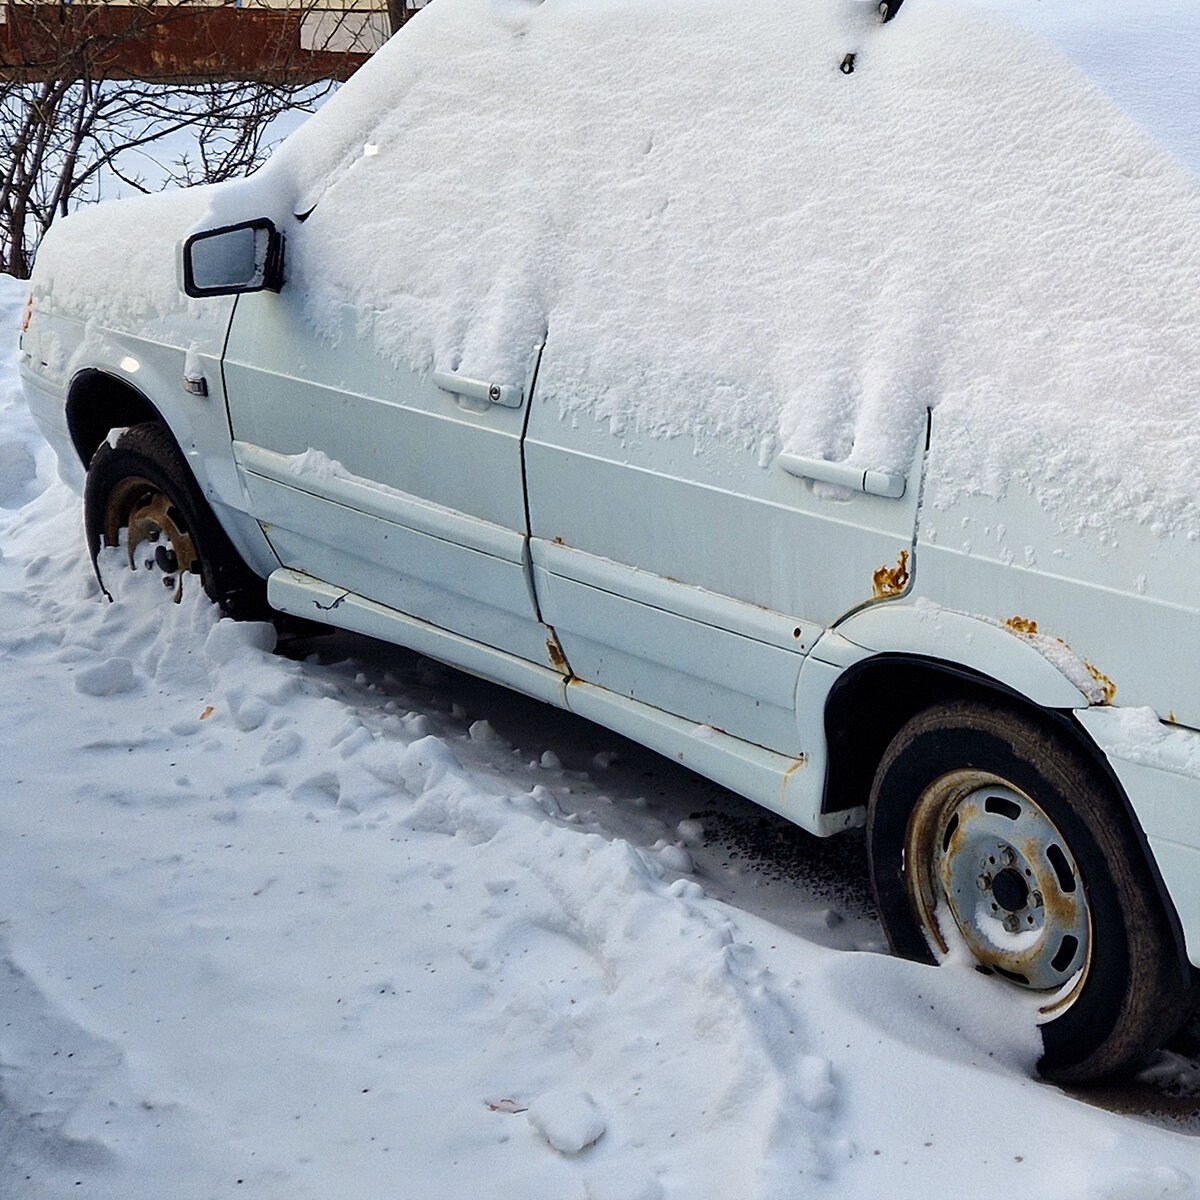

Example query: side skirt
[267,568,847,834]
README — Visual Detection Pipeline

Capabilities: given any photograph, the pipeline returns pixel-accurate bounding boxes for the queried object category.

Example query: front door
[222,285,547,664]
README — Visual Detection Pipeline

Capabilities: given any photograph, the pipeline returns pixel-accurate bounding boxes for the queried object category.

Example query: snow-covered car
[19,0,1200,1083]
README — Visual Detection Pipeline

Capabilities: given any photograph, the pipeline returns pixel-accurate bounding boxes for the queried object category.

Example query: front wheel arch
[66,369,164,470]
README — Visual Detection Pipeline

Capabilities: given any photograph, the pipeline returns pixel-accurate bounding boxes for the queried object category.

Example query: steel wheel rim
[102,475,199,603]
[905,768,1092,1015]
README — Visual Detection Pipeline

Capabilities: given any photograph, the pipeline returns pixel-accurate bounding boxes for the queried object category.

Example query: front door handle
[431,369,523,409]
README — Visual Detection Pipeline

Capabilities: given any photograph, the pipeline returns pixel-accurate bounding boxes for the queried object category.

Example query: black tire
[867,699,1190,1083]
[84,422,268,619]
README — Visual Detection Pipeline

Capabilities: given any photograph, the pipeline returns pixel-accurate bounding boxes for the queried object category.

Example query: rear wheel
[84,422,267,619]
[867,700,1190,1083]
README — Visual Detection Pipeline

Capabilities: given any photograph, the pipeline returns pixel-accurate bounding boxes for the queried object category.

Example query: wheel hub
[103,477,199,604]
[989,865,1030,914]
[906,771,1092,999]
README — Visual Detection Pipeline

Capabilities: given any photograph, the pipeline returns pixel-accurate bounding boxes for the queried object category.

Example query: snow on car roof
[34,0,1200,537]
[250,0,1200,536]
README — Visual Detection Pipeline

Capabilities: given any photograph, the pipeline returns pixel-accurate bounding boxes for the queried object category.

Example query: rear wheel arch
[820,655,1184,938]
[821,654,1063,818]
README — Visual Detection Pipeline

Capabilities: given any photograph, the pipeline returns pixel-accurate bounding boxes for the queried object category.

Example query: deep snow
[4,277,1200,1195]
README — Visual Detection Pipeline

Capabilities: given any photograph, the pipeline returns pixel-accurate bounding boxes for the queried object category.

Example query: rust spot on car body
[872,549,910,599]
[1005,616,1039,636]
[546,635,569,674]
[1049,635,1117,706]
[1001,618,1115,706]
[1083,660,1116,706]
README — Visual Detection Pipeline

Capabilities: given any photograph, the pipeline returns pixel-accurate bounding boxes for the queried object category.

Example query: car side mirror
[180,218,285,298]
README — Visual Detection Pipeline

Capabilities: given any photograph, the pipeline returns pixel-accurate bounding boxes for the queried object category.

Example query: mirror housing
[180,218,285,298]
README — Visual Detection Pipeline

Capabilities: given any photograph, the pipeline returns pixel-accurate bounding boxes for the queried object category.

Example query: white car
[19,0,1200,1082]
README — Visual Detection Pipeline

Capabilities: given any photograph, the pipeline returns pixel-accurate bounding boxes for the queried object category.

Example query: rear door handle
[431,370,523,409]
[777,452,906,499]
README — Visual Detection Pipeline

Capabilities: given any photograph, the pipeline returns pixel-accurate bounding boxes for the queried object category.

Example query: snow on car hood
[232,0,1200,538]
[28,184,242,403]
[32,185,225,340]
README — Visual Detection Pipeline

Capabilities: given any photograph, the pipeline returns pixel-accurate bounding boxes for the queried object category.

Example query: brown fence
[0,1,410,83]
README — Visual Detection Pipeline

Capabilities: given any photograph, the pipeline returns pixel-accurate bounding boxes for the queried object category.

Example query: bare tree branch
[0,0,349,276]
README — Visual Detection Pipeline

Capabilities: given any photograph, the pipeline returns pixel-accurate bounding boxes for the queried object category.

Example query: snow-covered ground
[3,272,1200,1196]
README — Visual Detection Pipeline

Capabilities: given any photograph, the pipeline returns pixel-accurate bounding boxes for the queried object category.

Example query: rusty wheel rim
[102,476,199,603]
[905,768,1092,1016]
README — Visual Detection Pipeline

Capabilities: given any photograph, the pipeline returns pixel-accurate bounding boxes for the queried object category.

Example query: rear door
[523,365,926,755]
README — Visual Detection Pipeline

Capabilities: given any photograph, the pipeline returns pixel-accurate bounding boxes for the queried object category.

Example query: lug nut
[1000,847,1017,868]
[977,873,992,892]
[1002,913,1021,934]
[1030,890,1043,908]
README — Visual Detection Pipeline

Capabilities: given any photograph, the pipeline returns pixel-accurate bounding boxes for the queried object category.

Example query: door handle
[431,370,523,409]
[777,452,906,499]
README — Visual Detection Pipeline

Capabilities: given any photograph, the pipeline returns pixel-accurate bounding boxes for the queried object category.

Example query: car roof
[241,0,1200,541]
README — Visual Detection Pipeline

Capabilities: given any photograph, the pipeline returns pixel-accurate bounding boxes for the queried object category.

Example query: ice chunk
[74,657,137,697]
[526,1088,606,1155]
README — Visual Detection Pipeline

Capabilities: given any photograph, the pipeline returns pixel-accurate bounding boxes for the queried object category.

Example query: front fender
[59,323,280,583]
